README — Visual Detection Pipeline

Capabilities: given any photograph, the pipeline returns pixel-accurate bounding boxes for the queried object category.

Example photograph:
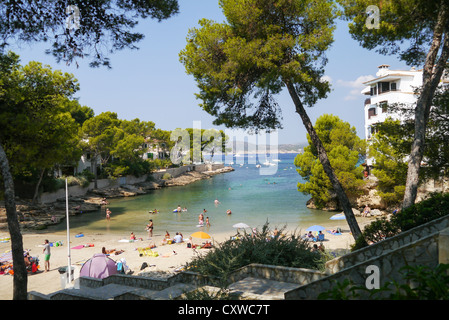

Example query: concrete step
[227,277,301,300]
[58,283,157,300]
[150,283,196,300]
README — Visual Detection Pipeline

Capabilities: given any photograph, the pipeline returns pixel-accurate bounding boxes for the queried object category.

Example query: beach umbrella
[306,225,326,232]
[190,231,211,239]
[232,223,250,229]
[330,213,346,220]
[80,254,118,279]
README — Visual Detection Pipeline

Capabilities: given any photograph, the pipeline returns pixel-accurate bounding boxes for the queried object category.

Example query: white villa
[361,64,423,167]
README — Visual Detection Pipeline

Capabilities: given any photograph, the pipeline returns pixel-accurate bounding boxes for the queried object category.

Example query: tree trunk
[285,81,364,241]
[31,168,45,205]
[91,157,98,189]
[403,2,449,209]
[0,142,28,300]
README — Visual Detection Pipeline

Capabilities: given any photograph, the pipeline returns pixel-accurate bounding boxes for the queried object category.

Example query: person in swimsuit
[146,219,153,237]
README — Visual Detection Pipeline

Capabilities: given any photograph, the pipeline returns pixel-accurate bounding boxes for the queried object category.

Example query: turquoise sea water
[47,154,338,237]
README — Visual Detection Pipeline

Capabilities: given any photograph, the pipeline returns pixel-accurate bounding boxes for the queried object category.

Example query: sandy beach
[0,217,373,300]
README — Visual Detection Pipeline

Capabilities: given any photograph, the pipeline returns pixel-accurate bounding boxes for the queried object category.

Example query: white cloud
[336,75,374,100]
[320,75,333,84]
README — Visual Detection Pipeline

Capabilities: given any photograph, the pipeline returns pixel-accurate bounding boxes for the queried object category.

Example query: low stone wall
[77,263,325,295]
[39,175,149,204]
[325,215,449,274]
[228,264,325,285]
[285,229,445,300]
[39,164,225,204]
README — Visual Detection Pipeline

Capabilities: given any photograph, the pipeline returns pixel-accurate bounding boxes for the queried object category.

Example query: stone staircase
[28,215,449,300]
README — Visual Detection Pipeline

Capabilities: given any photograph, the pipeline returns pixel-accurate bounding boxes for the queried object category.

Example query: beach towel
[326,230,342,236]
[71,245,85,249]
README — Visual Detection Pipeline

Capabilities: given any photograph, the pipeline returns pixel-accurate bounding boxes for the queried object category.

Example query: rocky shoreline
[0,166,234,232]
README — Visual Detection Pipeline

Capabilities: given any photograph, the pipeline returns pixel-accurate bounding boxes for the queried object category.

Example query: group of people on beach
[163,231,184,244]
[104,197,234,246]
[198,209,211,227]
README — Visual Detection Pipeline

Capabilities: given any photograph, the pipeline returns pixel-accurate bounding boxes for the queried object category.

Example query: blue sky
[9,0,411,145]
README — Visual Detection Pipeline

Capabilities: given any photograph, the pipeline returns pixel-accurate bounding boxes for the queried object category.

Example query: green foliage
[369,118,416,207]
[370,93,449,206]
[352,216,400,249]
[294,114,366,208]
[162,173,172,180]
[81,112,161,178]
[0,51,176,194]
[338,0,442,66]
[394,192,449,231]
[0,1,180,68]
[185,223,328,280]
[171,128,227,164]
[318,264,449,300]
[317,278,362,300]
[387,264,449,299]
[352,192,449,250]
[0,51,83,186]
[179,0,336,131]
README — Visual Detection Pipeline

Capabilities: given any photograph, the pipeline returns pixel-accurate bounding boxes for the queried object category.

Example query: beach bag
[187,243,191,248]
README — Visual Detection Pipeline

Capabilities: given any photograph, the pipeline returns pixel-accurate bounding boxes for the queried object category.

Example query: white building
[361,64,423,166]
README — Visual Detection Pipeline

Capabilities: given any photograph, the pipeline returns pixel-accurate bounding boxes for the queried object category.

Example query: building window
[368,107,377,119]
[370,86,377,96]
[391,82,397,91]
[378,82,390,94]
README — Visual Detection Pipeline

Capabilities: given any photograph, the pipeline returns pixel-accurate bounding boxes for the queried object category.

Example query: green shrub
[42,177,65,193]
[162,173,172,180]
[352,192,449,251]
[393,192,449,231]
[185,223,328,280]
[318,264,449,300]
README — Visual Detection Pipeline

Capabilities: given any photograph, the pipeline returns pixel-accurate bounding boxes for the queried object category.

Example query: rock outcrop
[0,166,235,231]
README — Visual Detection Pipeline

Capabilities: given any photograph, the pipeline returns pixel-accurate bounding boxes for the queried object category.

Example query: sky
[8,0,412,145]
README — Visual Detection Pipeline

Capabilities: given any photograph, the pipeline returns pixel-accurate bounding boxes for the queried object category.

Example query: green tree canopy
[0,52,83,202]
[179,0,364,240]
[338,0,449,208]
[370,92,449,206]
[170,128,227,164]
[180,0,334,131]
[0,0,179,67]
[369,118,411,207]
[295,114,366,209]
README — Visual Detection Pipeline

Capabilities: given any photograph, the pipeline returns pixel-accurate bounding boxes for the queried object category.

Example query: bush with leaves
[185,223,327,281]
[352,192,449,250]
[318,264,449,300]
